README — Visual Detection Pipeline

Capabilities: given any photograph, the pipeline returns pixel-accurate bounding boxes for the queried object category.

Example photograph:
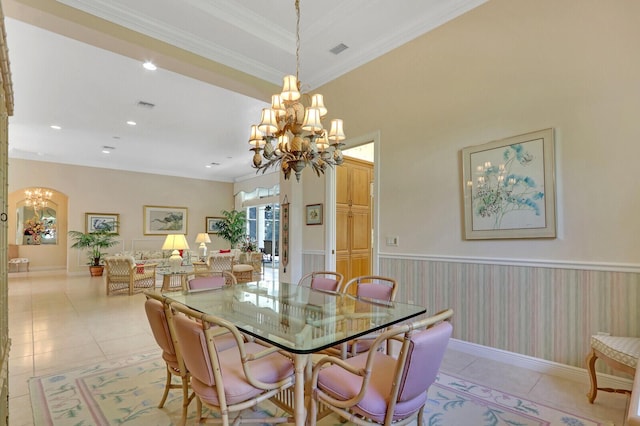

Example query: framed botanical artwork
[461,128,556,240]
[143,205,188,235]
[85,213,119,234]
[206,217,224,234]
[306,203,323,225]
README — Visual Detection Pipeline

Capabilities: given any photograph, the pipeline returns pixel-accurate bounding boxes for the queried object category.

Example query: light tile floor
[7,270,631,425]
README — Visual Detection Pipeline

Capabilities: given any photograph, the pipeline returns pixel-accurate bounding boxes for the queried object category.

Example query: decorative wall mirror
[16,198,58,245]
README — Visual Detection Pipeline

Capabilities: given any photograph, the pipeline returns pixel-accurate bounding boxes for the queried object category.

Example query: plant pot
[89,265,104,277]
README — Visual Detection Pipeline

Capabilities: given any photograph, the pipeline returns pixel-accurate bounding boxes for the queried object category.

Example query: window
[245,204,279,255]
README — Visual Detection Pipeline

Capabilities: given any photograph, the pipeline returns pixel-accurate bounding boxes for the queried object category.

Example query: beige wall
[299,0,640,370]
[318,0,640,265]
[8,159,235,272]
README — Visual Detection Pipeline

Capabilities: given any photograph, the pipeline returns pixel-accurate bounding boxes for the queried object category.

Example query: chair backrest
[207,254,234,272]
[104,256,135,277]
[311,308,453,424]
[396,321,452,402]
[172,310,219,387]
[143,291,189,380]
[188,271,237,290]
[343,275,398,301]
[144,295,176,356]
[298,271,344,292]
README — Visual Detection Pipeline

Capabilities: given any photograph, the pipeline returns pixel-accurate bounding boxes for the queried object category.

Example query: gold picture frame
[461,128,556,239]
[85,213,119,234]
[206,216,224,234]
[143,205,188,235]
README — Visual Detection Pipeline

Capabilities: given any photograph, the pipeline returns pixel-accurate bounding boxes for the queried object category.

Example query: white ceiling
[5,0,486,182]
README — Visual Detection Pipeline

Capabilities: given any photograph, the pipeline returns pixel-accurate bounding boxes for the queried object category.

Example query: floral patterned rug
[29,352,605,425]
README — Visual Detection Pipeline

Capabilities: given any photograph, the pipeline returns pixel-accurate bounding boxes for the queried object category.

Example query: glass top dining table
[163,280,426,354]
[162,280,426,425]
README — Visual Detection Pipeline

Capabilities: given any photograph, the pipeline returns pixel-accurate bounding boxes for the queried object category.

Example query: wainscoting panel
[379,257,640,370]
[302,252,325,279]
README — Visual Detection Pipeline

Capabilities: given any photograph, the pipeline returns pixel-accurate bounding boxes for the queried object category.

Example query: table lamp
[195,233,211,260]
[162,234,190,272]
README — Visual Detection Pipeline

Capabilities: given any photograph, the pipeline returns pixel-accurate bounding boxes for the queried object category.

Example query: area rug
[29,352,605,426]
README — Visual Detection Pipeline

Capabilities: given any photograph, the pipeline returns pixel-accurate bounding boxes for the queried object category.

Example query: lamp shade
[281,75,300,101]
[195,233,211,244]
[328,119,346,141]
[162,234,190,251]
[302,107,323,132]
[258,108,278,134]
[248,125,265,148]
[310,94,327,116]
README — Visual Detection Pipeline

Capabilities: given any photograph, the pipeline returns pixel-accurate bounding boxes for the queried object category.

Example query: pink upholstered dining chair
[168,300,295,425]
[143,291,193,426]
[298,271,344,292]
[309,309,453,426]
[187,270,237,291]
[339,275,399,358]
[343,275,398,301]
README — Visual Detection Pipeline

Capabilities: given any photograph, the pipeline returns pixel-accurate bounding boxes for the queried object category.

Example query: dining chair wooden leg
[179,376,191,426]
[158,367,172,407]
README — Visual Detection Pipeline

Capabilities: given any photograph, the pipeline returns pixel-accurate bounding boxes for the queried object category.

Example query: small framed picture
[206,217,224,234]
[85,213,119,234]
[306,204,323,225]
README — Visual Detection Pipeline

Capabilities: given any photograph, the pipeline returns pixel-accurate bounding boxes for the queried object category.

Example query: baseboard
[449,338,633,389]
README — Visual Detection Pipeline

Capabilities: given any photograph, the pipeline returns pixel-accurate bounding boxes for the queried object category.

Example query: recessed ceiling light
[126,121,137,126]
[205,162,221,168]
[50,125,61,130]
[102,145,115,154]
[143,61,157,71]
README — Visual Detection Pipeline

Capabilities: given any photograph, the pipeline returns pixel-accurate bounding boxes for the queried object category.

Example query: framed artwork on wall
[85,213,119,234]
[461,128,556,240]
[143,205,188,235]
[306,203,323,225]
[206,217,223,234]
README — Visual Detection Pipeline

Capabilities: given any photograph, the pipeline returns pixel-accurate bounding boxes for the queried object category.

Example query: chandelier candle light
[25,188,52,214]
[248,0,346,182]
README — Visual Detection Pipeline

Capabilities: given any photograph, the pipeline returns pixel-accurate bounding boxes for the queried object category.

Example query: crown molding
[56,0,285,84]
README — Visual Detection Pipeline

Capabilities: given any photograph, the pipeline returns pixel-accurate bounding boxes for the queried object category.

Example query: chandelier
[248,0,346,182]
[24,188,52,213]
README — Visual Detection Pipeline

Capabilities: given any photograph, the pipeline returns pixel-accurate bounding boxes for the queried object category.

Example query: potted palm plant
[214,209,247,248]
[68,228,120,276]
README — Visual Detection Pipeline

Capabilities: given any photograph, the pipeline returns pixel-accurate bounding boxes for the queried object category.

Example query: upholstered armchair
[192,254,234,277]
[336,275,399,358]
[104,256,157,295]
[309,309,453,426]
[144,291,193,426]
[169,300,295,425]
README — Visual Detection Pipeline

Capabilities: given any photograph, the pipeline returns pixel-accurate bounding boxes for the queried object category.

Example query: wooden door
[336,157,373,289]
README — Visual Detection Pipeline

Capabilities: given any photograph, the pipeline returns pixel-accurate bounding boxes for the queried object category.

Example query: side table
[160,271,192,292]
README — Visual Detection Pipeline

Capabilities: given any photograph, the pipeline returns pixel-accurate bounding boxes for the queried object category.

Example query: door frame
[325,130,380,275]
